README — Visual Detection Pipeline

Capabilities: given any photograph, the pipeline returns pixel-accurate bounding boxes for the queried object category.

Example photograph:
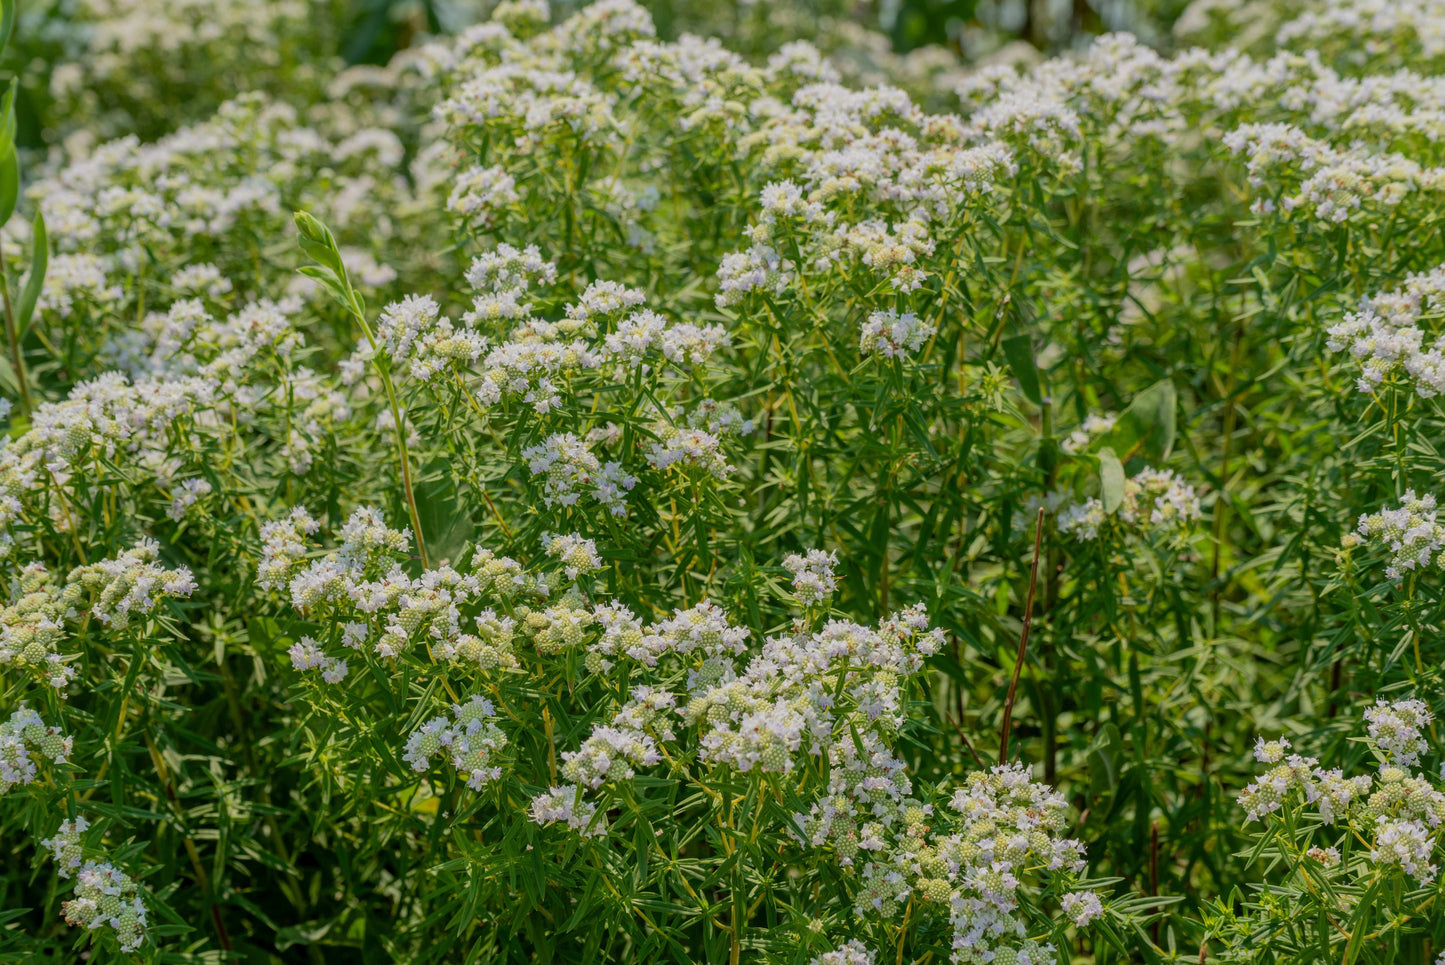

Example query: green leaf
[1087,722,1123,800]
[0,79,14,159]
[275,913,360,951]
[1098,446,1126,514]
[16,208,45,335]
[0,0,14,56]
[1001,333,1042,405]
[0,148,15,227]
[297,265,351,310]
[294,210,344,276]
[414,459,476,565]
[1097,378,1177,465]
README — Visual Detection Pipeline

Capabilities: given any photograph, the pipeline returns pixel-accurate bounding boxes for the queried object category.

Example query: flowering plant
[6,0,1445,962]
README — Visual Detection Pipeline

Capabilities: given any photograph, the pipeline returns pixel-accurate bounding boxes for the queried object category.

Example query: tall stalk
[293,212,430,569]
[999,507,1045,764]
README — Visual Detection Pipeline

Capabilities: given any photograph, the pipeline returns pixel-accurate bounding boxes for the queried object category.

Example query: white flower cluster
[22,92,417,325]
[403,695,510,790]
[62,861,150,953]
[66,539,198,629]
[257,507,322,591]
[806,762,1087,965]
[531,554,944,840]
[716,245,794,308]
[0,371,218,506]
[488,591,582,659]
[949,30,1445,234]
[0,708,72,794]
[1372,817,1436,882]
[811,941,877,965]
[95,294,354,475]
[5,545,196,684]
[645,428,736,480]
[41,816,89,876]
[783,548,839,607]
[171,262,233,299]
[644,402,753,481]
[1222,122,1443,224]
[284,506,413,612]
[115,274,242,362]
[287,636,350,684]
[1056,467,1202,542]
[35,254,124,318]
[1349,490,1445,580]
[423,0,1016,313]
[0,564,76,689]
[462,243,558,323]
[1363,697,1431,767]
[33,0,326,139]
[1060,414,1117,455]
[370,293,487,382]
[529,784,605,838]
[558,688,674,790]
[1242,698,1445,886]
[531,596,953,876]
[1061,891,1105,927]
[713,83,1016,300]
[692,606,942,776]
[166,478,213,521]
[586,599,749,673]
[1275,0,1445,62]
[859,309,937,359]
[1241,736,1373,824]
[447,164,520,223]
[447,606,520,671]
[524,433,637,516]
[40,817,148,953]
[444,241,735,421]
[541,532,603,580]
[267,508,615,686]
[279,508,505,669]
[1326,265,1445,397]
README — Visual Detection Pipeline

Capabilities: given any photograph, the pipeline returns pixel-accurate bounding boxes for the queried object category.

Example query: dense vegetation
[3,0,1445,963]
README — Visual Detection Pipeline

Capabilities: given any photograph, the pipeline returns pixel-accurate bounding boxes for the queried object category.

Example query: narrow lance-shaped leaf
[16,208,45,335]
[0,80,16,227]
[0,0,14,57]
[0,78,15,160]
[0,149,15,229]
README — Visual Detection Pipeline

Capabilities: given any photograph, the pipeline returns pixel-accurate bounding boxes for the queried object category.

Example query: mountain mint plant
[4,0,1445,962]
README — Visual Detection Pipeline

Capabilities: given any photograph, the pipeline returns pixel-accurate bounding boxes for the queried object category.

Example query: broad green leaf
[1001,333,1042,405]
[1098,378,1177,465]
[1099,446,1126,513]
[414,458,476,565]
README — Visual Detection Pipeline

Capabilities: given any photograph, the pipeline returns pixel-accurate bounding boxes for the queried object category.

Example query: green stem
[295,212,430,568]
[345,288,430,570]
[1000,507,1045,764]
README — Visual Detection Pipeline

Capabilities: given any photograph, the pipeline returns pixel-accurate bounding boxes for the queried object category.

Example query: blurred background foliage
[7,0,1195,152]
[354,0,1197,63]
